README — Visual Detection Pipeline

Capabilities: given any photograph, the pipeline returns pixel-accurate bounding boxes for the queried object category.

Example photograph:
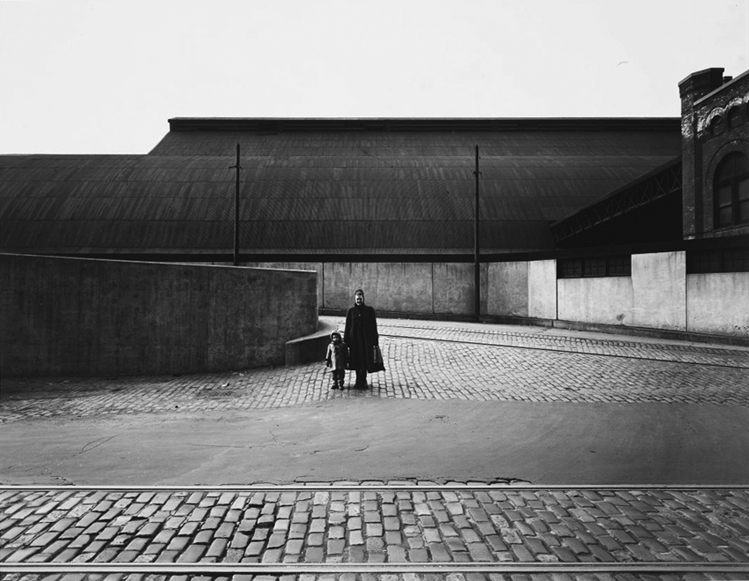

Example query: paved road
[3,318,748,418]
[1,485,749,577]
[1,317,748,579]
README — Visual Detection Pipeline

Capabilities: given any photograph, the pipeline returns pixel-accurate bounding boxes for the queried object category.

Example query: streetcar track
[4,561,749,575]
[381,330,749,370]
[4,483,749,491]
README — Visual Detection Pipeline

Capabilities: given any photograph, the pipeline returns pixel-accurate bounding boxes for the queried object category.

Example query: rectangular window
[724,248,749,272]
[739,180,749,223]
[713,152,749,228]
[687,248,749,273]
[717,185,734,227]
[558,259,582,278]
[582,257,606,277]
[718,185,733,204]
[607,255,631,276]
[558,255,631,278]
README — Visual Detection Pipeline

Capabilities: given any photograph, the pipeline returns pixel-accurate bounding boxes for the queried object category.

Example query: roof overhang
[551,157,682,245]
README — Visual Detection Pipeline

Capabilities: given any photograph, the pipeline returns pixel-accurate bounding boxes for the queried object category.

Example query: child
[325,331,349,390]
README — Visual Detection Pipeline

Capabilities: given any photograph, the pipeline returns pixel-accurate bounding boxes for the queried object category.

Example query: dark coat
[344,303,379,372]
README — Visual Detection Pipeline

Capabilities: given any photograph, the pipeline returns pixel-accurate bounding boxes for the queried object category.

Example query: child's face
[333,335,341,344]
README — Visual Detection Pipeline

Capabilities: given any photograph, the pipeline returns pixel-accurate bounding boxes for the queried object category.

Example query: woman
[344,289,380,389]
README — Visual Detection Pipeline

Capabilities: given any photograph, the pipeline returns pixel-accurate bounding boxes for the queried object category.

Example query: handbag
[371,345,385,372]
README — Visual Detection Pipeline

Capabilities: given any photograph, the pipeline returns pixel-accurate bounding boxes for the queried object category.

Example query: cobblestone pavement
[2,484,749,580]
[2,318,748,423]
[2,319,748,580]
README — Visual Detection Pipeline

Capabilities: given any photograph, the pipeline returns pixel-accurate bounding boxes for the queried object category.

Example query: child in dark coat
[325,331,349,390]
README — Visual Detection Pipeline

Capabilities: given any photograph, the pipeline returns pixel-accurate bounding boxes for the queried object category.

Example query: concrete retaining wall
[539,252,747,338]
[246,255,747,339]
[632,252,687,330]
[687,272,749,336]
[1,254,318,377]
[487,262,528,317]
[558,277,635,326]
[329,257,746,339]
[528,260,557,320]
[6,252,742,379]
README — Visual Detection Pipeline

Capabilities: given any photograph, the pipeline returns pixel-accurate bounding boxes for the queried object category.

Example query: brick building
[551,67,748,280]
[679,67,749,241]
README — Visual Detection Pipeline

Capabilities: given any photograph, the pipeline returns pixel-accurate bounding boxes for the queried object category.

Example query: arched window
[714,151,749,228]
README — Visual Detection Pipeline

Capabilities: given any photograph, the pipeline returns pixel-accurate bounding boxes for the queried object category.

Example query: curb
[285,318,339,366]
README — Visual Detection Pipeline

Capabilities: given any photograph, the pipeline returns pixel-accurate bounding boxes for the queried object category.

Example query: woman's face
[355,292,364,306]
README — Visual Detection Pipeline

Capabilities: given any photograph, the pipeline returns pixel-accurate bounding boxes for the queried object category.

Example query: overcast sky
[1,0,747,154]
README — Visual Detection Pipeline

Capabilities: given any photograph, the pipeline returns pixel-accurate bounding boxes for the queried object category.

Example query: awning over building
[551,157,683,248]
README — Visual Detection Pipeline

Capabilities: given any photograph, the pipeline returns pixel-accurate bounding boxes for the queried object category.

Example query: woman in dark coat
[344,289,379,389]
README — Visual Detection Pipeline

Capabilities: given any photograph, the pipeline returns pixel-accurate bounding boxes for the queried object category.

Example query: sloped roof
[0,118,681,257]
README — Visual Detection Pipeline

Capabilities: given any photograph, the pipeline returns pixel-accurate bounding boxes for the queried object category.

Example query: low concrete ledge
[285,319,338,366]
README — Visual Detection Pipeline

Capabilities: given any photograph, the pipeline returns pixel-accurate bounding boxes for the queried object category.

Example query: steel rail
[2,483,749,492]
[3,562,749,575]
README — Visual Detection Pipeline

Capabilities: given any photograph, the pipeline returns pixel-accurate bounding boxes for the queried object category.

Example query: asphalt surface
[1,316,748,579]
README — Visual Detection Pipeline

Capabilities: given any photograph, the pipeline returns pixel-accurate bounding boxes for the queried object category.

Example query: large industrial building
[2,67,748,344]
[1,116,684,261]
[2,67,746,260]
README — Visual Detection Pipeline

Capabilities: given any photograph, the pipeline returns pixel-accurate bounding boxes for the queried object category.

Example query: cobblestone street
[2,484,749,580]
[2,318,748,421]
[1,318,748,580]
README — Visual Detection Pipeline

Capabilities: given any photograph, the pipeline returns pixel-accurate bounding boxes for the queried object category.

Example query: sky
[0,0,747,154]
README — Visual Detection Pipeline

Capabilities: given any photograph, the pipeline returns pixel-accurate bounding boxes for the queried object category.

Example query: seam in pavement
[381,332,749,370]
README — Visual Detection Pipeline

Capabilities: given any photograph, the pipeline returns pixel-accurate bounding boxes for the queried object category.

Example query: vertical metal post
[233,143,240,266]
[474,145,481,320]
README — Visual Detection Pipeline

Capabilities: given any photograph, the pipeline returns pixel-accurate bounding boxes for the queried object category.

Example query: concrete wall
[558,277,634,326]
[632,252,687,330]
[320,262,481,315]
[244,262,322,308]
[528,260,557,320]
[433,263,478,315]
[550,252,747,338]
[1,254,318,377]
[236,255,748,339]
[687,272,749,336]
[487,262,528,317]
[324,262,434,314]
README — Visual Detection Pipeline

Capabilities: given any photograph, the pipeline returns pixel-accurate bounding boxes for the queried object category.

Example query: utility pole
[233,143,241,266]
[474,145,481,321]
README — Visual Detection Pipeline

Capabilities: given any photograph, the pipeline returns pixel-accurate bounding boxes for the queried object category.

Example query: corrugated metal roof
[0,119,681,256]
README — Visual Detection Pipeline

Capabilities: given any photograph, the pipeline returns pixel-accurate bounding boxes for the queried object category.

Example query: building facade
[680,67,749,242]
[1,67,747,343]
